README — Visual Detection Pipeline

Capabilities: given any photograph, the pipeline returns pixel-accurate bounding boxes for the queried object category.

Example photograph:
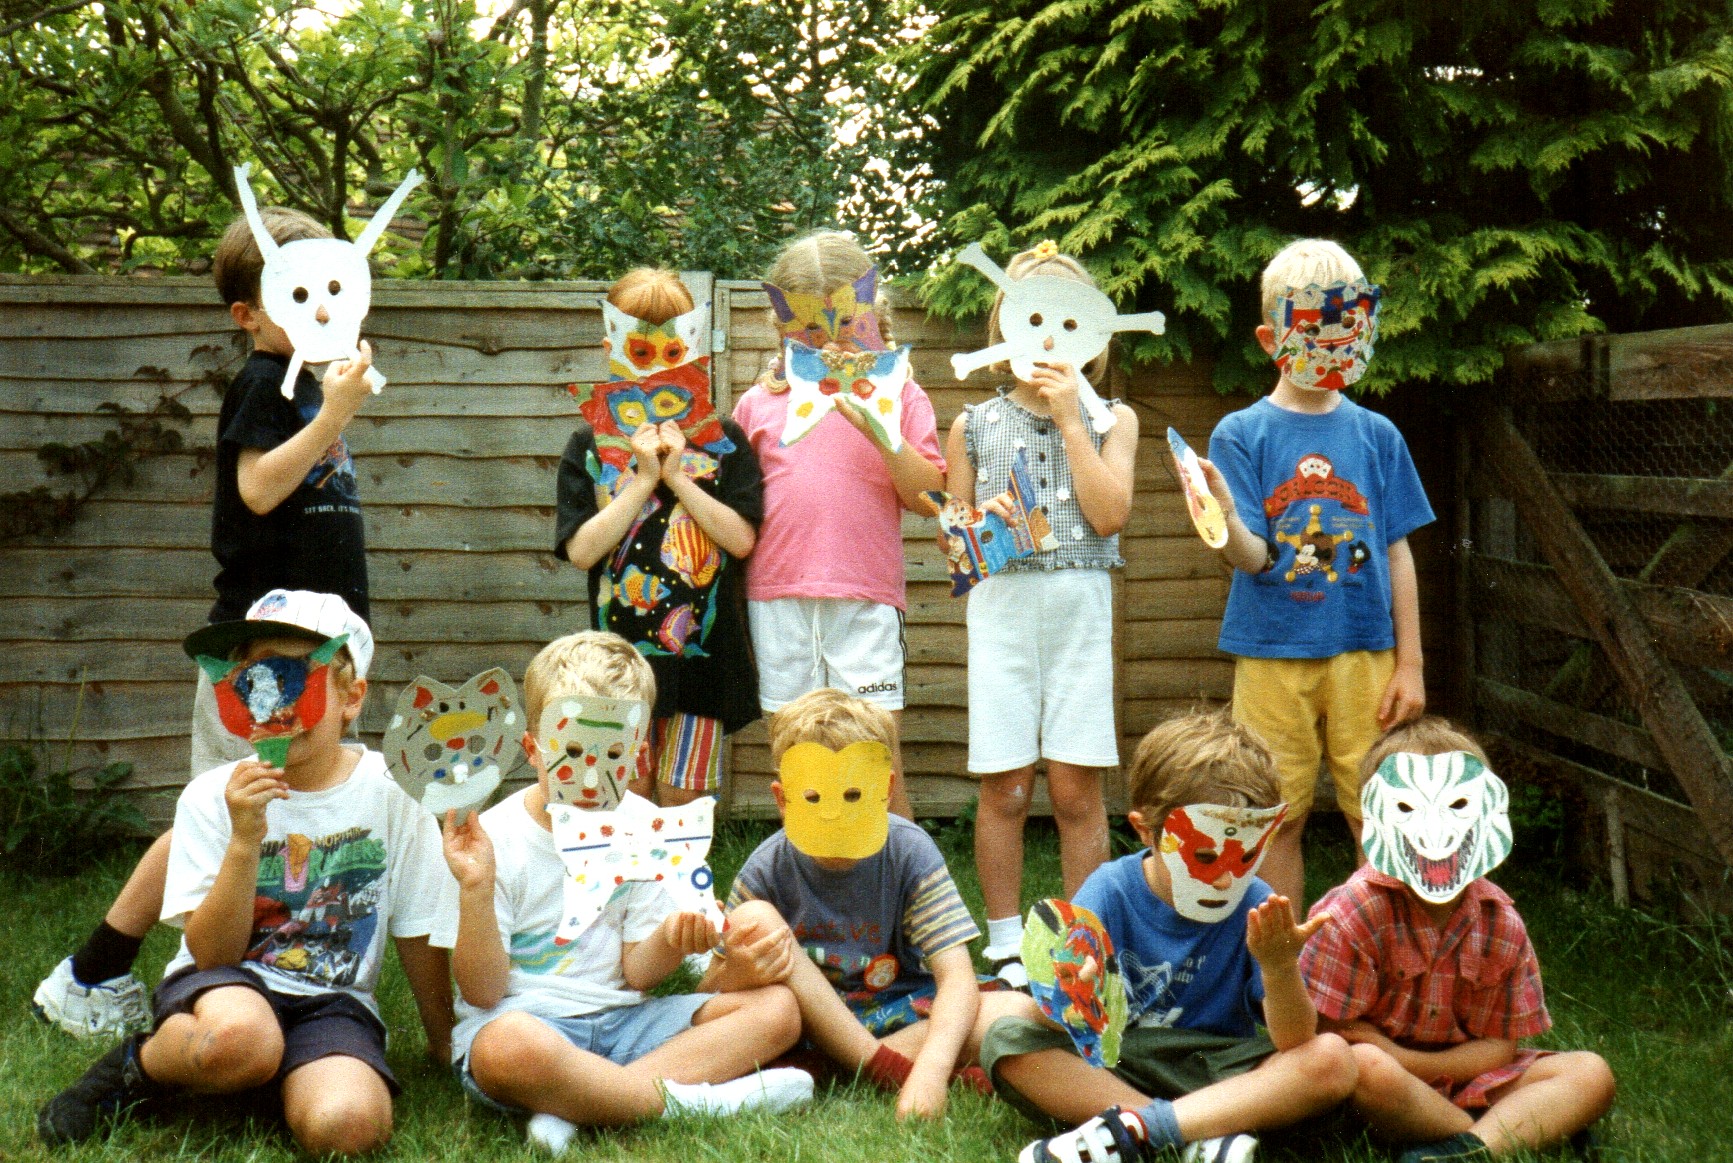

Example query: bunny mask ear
[232,164,279,263]
[352,170,424,256]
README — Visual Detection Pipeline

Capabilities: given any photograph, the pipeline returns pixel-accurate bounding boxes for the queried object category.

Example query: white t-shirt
[450,788,679,1063]
[161,748,458,1015]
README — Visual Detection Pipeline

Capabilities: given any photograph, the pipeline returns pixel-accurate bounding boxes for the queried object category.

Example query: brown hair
[608,268,697,326]
[522,630,657,733]
[986,247,1110,383]
[763,230,896,346]
[1127,708,1281,827]
[1359,716,1489,782]
[212,207,331,307]
[768,688,896,765]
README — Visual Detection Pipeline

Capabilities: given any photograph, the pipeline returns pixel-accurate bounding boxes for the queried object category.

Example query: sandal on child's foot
[1397,1132,1494,1163]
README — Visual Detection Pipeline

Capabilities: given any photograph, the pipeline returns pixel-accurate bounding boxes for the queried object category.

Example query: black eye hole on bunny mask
[1029,312,1044,327]
[293,287,309,303]
[328,280,342,295]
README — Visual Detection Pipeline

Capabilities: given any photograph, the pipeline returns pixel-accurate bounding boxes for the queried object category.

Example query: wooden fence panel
[2,274,1453,830]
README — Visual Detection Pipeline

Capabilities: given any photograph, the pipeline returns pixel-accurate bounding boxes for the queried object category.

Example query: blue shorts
[457,993,711,1112]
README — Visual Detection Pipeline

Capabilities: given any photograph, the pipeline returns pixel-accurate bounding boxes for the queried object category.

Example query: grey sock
[1133,1097,1184,1149]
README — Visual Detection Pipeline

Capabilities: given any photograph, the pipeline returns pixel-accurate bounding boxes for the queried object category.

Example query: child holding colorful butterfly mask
[732,231,948,818]
[1299,718,1615,1163]
[945,243,1140,987]
[1195,239,1434,912]
[558,268,764,807]
[986,710,1356,1163]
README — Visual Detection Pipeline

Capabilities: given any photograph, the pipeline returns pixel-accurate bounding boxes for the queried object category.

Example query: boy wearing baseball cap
[38,591,458,1155]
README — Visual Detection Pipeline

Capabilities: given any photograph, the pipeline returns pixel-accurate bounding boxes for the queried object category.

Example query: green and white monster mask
[1361,751,1513,903]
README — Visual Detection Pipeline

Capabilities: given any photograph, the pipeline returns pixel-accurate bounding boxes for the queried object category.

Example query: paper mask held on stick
[550,792,724,944]
[233,163,422,400]
[778,740,893,860]
[1269,280,1381,391]
[1157,802,1287,923]
[570,301,731,484]
[1165,428,1229,549]
[196,634,349,768]
[948,243,1166,433]
[925,450,1057,596]
[537,696,650,811]
[1361,751,1512,903]
[1023,899,1128,1068]
[781,339,911,453]
[383,668,519,818]
[764,267,887,351]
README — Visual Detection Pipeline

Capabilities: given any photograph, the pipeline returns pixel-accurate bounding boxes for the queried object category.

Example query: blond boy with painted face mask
[987,709,1358,1163]
[703,687,1040,1120]
[1197,239,1434,913]
[437,630,812,1155]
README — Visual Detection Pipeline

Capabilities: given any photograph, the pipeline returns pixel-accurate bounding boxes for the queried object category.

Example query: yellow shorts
[1230,650,1395,819]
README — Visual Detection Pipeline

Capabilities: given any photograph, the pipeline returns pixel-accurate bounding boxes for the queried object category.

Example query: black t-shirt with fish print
[554,419,762,733]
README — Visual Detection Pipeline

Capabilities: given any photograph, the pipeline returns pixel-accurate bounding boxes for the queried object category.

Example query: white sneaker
[985,945,1031,991]
[32,957,150,1040]
[660,1067,814,1117]
[1182,1134,1258,1163]
[526,1112,577,1155]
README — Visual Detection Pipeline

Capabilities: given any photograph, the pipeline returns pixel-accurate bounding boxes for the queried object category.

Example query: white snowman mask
[234,163,422,399]
[949,243,1166,433]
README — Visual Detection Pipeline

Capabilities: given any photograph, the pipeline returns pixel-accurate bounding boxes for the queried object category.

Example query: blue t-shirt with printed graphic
[1074,851,1270,1039]
[1208,396,1433,659]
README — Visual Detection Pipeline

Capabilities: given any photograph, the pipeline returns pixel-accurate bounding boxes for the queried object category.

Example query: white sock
[526,1112,577,1155]
[985,915,1024,958]
[659,1068,814,1118]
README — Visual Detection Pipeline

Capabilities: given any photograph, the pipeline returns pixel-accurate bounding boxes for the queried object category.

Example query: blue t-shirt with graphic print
[1207,396,1433,659]
[1074,851,1270,1039]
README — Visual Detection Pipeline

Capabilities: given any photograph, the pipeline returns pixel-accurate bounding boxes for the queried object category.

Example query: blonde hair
[1128,708,1281,827]
[213,206,331,307]
[768,688,896,765]
[1359,717,1489,782]
[987,247,1109,383]
[1260,239,1365,318]
[608,268,696,326]
[523,631,657,731]
[763,230,896,346]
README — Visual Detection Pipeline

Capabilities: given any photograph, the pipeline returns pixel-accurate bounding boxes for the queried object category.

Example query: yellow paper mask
[779,740,893,859]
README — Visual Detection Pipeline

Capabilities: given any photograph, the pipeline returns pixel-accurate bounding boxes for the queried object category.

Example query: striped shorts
[635,711,724,792]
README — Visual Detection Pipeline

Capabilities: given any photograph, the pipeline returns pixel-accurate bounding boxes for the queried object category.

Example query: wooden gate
[1462,323,1733,910]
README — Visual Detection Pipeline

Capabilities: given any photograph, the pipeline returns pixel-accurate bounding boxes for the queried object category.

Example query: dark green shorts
[979,1016,1276,1124]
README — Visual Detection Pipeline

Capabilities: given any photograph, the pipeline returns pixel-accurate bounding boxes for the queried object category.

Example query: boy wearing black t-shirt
[32,206,384,1046]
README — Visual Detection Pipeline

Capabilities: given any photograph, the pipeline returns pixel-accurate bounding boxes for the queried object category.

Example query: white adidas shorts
[750,598,906,711]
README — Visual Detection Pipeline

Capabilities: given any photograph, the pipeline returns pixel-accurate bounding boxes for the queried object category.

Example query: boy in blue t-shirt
[984,710,1356,1163]
[1200,239,1434,910]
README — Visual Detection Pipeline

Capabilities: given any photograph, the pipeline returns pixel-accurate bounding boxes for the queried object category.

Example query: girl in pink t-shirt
[731,231,946,816]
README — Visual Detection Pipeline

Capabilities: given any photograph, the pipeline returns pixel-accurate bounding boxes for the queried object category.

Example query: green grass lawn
[2,816,1729,1162]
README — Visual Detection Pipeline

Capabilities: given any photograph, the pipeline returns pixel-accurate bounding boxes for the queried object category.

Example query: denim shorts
[457,993,711,1112]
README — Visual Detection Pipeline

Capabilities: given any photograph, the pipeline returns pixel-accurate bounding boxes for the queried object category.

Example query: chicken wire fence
[1474,390,1733,805]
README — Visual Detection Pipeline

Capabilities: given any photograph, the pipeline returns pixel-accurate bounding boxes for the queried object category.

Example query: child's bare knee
[1298,1032,1358,1100]
[754,984,802,1047]
[726,898,788,931]
[189,1014,282,1089]
[1347,1042,1408,1110]
[290,1095,392,1156]
[1563,1051,1616,1115]
[469,1012,555,1091]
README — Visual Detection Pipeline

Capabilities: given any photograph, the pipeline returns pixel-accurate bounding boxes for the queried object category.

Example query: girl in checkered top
[1298,718,1615,1163]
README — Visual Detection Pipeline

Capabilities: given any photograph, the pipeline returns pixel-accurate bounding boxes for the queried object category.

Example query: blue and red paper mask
[196,634,349,767]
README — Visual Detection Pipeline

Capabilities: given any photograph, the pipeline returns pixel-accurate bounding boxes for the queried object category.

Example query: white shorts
[966,569,1118,774]
[750,598,906,711]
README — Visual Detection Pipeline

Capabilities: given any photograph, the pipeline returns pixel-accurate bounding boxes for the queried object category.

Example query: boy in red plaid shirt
[1299,718,1614,1163]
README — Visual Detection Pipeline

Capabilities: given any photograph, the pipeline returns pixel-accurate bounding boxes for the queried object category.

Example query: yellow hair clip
[1031,239,1059,260]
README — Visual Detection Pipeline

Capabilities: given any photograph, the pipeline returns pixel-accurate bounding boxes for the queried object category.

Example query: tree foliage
[908,0,1733,394]
[0,0,924,280]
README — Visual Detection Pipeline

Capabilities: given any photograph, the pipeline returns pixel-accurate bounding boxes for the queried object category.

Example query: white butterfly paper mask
[781,339,911,452]
[550,792,724,944]
[948,243,1166,433]
[233,163,422,399]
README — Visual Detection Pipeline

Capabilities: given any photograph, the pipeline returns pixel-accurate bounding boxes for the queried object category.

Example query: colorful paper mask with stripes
[1157,802,1287,923]
[550,792,724,943]
[1269,280,1381,391]
[1361,751,1511,903]
[764,266,887,351]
